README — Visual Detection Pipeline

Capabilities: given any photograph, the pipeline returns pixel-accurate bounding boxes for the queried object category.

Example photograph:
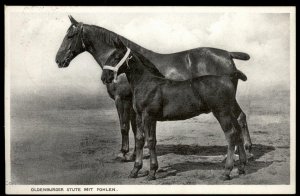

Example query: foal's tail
[229,52,250,61]
[230,70,247,81]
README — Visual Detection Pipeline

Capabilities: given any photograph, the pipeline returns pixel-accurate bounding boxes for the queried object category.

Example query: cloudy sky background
[5,7,293,102]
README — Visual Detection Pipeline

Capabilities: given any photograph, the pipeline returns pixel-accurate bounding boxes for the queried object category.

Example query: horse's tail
[230,70,247,81]
[229,52,250,61]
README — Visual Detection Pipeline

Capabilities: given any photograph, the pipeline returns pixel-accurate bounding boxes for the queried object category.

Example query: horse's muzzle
[57,60,70,68]
[101,73,114,84]
[56,51,74,68]
[56,56,71,68]
[102,77,113,84]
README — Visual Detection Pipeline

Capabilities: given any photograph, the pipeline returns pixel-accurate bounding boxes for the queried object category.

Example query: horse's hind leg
[115,96,131,160]
[129,114,145,178]
[232,100,253,157]
[213,110,239,180]
[232,79,252,154]
[231,113,247,175]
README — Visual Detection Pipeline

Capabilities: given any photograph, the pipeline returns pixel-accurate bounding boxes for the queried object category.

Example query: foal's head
[55,16,86,68]
[101,39,130,84]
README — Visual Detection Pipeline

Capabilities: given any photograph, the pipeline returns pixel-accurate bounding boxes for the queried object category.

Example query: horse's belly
[161,89,202,121]
[161,109,201,121]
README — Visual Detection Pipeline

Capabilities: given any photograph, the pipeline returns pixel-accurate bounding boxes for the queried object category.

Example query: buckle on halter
[126,56,132,69]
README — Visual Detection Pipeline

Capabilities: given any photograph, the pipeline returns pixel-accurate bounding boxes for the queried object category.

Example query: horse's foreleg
[129,114,144,178]
[115,97,130,159]
[214,110,238,180]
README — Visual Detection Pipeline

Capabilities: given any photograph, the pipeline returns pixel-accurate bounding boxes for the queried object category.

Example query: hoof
[246,152,254,161]
[123,153,136,162]
[146,175,156,181]
[244,142,252,153]
[138,170,149,177]
[129,167,141,178]
[115,152,126,162]
[128,171,138,178]
[238,169,246,175]
[219,174,231,181]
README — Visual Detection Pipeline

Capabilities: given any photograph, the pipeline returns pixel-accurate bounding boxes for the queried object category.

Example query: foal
[101,40,247,181]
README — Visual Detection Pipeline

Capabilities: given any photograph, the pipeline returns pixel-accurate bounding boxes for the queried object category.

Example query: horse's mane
[132,51,165,78]
[89,25,165,78]
[90,25,121,46]
[89,25,155,55]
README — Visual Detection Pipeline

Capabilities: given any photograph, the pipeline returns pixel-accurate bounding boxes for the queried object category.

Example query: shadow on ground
[156,144,274,158]
[154,144,275,179]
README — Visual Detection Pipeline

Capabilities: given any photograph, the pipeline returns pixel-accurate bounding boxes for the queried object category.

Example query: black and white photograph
[5,6,295,194]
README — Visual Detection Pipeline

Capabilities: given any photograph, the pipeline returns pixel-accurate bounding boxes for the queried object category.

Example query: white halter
[103,48,131,83]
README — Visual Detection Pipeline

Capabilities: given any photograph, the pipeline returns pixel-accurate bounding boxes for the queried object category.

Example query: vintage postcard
[5,6,296,194]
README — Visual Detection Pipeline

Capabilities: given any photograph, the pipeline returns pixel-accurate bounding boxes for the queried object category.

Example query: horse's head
[101,38,131,84]
[55,16,86,68]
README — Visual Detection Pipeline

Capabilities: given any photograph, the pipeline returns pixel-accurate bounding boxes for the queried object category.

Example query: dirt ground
[9,88,290,185]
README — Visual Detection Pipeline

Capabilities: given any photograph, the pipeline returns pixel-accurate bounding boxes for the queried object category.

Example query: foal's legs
[213,110,239,180]
[143,116,158,180]
[129,107,137,161]
[129,114,145,178]
[115,96,131,158]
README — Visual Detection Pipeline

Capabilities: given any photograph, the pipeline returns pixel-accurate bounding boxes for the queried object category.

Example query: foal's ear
[68,15,79,26]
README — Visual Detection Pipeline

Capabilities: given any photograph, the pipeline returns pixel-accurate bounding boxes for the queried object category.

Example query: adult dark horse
[101,39,247,181]
[55,16,252,160]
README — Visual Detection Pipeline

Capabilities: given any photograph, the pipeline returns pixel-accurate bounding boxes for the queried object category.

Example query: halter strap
[103,48,131,72]
[103,48,131,83]
[79,23,86,49]
[69,23,86,52]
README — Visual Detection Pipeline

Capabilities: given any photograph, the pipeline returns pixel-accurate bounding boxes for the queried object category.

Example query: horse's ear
[68,15,79,25]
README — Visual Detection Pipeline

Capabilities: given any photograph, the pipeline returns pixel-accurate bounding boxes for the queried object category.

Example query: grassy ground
[9,88,290,184]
